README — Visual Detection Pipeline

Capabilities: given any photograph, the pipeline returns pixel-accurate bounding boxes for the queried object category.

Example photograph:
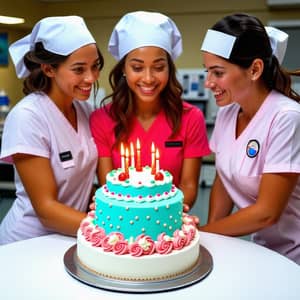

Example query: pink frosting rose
[173,230,187,250]
[113,240,129,255]
[129,242,144,257]
[102,232,124,252]
[156,233,173,254]
[82,226,93,241]
[90,227,106,247]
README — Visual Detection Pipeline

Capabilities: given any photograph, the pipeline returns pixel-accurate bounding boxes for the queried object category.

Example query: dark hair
[23,42,104,96]
[101,52,184,145]
[212,13,300,102]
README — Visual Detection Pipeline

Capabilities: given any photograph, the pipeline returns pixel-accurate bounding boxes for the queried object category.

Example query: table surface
[0,231,299,300]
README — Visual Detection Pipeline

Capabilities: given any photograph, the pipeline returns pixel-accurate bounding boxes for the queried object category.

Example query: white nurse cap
[108,11,182,61]
[201,26,288,64]
[9,15,96,78]
[265,26,288,64]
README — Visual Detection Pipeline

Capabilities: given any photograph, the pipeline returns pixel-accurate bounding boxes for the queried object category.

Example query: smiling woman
[90,11,210,209]
[199,13,300,265]
[0,16,104,245]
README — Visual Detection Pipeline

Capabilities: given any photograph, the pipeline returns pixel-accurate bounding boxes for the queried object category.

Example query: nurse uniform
[210,90,300,263]
[0,92,97,244]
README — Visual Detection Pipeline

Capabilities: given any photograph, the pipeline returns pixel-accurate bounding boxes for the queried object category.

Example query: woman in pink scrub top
[199,13,300,264]
[0,16,104,244]
[90,11,210,209]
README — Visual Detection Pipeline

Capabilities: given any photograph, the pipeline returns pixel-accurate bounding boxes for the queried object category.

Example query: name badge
[59,151,73,162]
[165,141,183,148]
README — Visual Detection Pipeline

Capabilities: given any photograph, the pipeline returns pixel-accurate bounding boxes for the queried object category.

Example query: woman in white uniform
[199,13,300,264]
[0,16,104,244]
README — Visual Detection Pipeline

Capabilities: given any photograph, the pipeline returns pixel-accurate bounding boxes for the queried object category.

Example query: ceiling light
[0,15,25,25]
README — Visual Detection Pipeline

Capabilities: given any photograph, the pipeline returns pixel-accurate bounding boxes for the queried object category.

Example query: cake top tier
[104,166,176,199]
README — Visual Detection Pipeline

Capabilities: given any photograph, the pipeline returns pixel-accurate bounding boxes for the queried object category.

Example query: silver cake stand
[64,244,213,293]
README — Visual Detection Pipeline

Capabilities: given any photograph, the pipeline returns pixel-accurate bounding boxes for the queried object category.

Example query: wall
[1,0,300,105]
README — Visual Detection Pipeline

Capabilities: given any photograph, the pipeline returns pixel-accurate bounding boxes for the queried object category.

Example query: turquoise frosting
[106,180,172,198]
[94,188,183,240]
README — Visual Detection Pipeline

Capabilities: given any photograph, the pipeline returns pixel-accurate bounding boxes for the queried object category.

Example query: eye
[153,65,166,72]
[72,67,84,74]
[92,62,101,71]
[131,65,143,72]
[213,70,224,78]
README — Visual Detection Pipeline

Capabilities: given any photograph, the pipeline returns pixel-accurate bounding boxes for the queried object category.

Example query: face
[123,46,169,104]
[46,44,101,102]
[202,52,252,107]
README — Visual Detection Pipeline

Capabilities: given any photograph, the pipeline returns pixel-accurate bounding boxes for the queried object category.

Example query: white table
[0,232,299,300]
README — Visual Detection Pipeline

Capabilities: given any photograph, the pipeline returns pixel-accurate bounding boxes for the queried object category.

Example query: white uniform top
[210,90,300,264]
[0,92,98,244]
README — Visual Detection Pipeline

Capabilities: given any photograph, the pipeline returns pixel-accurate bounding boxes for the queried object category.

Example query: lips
[78,86,92,96]
[139,85,156,96]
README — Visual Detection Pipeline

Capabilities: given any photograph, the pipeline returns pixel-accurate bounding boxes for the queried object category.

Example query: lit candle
[125,147,129,175]
[151,142,156,175]
[136,138,142,171]
[130,142,135,168]
[155,148,160,171]
[120,143,125,171]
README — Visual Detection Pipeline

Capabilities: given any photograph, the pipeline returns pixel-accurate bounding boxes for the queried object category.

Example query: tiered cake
[77,142,200,280]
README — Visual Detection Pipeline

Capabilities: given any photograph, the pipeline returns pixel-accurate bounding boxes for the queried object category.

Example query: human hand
[183,204,200,226]
[89,195,96,210]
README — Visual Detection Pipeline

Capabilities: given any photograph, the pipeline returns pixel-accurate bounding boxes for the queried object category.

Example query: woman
[0,16,104,244]
[200,13,300,264]
[90,11,210,209]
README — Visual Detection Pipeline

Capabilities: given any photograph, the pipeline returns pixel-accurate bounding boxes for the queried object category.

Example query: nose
[84,69,99,83]
[143,69,154,83]
[204,74,215,89]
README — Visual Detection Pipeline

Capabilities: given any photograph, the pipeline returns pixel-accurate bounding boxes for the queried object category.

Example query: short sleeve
[182,105,211,158]
[90,106,115,157]
[0,103,50,163]
[264,110,300,173]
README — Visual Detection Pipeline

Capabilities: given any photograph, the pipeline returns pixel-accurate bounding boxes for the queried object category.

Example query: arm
[179,157,201,209]
[199,173,299,236]
[96,156,113,186]
[13,153,87,236]
[207,171,234,223]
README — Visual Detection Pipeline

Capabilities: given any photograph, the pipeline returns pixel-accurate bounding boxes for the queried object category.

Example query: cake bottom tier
[77,229,200,281]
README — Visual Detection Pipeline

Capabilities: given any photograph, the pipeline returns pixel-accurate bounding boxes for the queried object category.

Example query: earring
[122,73,126,77]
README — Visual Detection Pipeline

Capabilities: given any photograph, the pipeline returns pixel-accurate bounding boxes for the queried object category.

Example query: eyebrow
[205,65,226,71]
[70,58,100,67]
[128,57,167,63]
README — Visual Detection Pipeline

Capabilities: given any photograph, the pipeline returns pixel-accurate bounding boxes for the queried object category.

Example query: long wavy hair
[212,13,300,102]
[101,52,184,146]
[23,42,104,97]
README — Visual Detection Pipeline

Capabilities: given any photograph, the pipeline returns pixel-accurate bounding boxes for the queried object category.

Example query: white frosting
[107,167,173,187]
[77,228,200,280]
[102,184,177,202]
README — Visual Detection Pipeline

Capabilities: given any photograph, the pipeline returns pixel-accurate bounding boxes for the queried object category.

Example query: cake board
[64,244,213,293]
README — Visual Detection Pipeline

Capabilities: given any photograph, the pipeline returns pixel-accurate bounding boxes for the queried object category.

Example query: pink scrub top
[210,90,300,264]
[90,101,210,186]
[0,92,98,244]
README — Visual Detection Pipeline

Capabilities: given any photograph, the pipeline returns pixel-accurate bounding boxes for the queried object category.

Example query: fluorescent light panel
[0,15,25,24]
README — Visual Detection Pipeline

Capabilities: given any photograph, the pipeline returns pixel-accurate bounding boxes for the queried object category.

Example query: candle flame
[151,142,155,152]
